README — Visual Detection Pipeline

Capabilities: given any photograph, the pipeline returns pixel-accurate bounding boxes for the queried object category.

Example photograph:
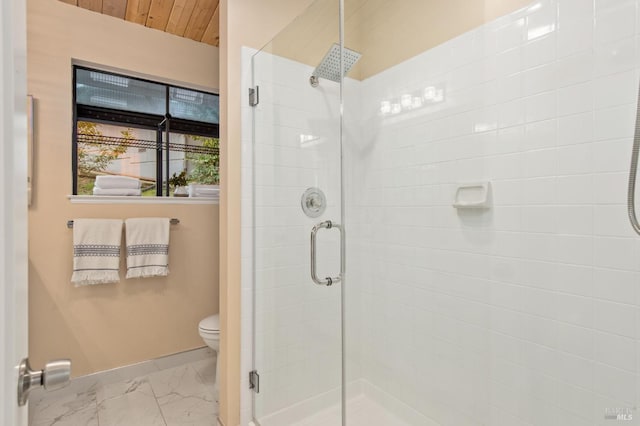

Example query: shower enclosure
[244,0,640,425]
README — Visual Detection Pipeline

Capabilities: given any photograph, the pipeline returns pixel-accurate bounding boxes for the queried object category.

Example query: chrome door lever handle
[310,220,342,286]
[17,358,71,406]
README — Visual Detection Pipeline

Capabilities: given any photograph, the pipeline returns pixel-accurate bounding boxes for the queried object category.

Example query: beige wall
[350,0,534,78]
[27,0,219,377]
[218,1,314,424]
[265,0,534,80]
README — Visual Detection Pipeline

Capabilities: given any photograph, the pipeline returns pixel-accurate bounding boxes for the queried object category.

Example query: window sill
[67,195,219,205]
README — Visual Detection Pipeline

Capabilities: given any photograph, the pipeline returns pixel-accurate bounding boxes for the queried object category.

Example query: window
[73,66,219,196]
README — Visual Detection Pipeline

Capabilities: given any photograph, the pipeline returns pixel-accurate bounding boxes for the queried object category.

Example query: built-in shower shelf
[453,182,491,209]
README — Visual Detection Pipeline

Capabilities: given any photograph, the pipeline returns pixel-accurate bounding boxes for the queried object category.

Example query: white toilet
[198,314,220,396]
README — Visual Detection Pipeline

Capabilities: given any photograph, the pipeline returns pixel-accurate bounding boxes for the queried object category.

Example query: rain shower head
[310,43,361,87]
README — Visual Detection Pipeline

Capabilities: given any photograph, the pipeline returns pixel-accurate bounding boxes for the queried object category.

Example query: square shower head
[312,43,362,83]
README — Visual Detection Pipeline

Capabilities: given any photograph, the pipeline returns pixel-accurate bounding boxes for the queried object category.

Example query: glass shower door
[250,1,344,424]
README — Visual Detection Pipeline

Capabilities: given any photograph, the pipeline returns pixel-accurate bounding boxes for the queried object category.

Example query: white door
[1,0,29,424]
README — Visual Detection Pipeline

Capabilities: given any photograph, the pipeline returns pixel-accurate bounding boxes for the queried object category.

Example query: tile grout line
[94,392,100,426]
[147,370,169,426]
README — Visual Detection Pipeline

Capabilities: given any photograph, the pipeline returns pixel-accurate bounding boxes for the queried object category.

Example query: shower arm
[629,83,640,236]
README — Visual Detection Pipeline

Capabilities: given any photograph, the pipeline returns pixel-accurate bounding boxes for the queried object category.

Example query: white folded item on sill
[93,187,142,196]
[188,184,220,198]
[94,175,141,189]
[191,193,220,198]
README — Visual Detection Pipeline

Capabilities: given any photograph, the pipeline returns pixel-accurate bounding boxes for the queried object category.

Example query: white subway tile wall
[347,0,640,424]
[242,0,640,424]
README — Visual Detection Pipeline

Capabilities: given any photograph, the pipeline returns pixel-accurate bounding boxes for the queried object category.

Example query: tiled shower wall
[347,0,640,425]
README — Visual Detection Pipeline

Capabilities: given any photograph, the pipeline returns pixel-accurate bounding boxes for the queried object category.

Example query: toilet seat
[199,314,219,333]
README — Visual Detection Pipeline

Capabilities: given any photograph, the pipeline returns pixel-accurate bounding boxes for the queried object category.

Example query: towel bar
[67,218,179,228]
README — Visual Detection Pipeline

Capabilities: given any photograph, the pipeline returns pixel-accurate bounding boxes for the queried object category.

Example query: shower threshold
[254,380,440,426]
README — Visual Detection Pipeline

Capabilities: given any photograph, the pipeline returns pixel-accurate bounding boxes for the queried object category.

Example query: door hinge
[249,370,260,393]
[249,86,259,107]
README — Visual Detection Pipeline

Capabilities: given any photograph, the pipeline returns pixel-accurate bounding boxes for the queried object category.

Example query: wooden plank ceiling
[59,0,220,46]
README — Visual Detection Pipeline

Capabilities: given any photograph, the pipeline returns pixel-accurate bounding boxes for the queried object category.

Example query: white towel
[93,187,142,196]
[94,175,141,189]
[188,184,220,198]
[125,218,170,279]
[71,219,123,286]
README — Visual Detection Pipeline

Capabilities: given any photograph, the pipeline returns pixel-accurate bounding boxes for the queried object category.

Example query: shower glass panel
[250,1,344,424]
[343,0,640,425]
[250,0,640,425]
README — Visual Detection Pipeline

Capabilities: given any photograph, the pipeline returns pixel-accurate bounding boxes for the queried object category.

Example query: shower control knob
[301,188,327,218]
[307,194,320,208]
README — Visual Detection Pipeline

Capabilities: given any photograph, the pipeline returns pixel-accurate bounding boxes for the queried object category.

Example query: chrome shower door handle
[310,220,342,286]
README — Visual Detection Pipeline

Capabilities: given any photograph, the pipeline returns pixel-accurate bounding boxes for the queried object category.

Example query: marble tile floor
[30,356,218,426]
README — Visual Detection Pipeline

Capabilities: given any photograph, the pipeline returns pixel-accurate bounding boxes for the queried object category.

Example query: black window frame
[72,65,220,196]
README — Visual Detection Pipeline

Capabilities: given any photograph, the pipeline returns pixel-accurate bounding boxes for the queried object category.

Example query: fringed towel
[125,218,170,279]
[71,219,123,286]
